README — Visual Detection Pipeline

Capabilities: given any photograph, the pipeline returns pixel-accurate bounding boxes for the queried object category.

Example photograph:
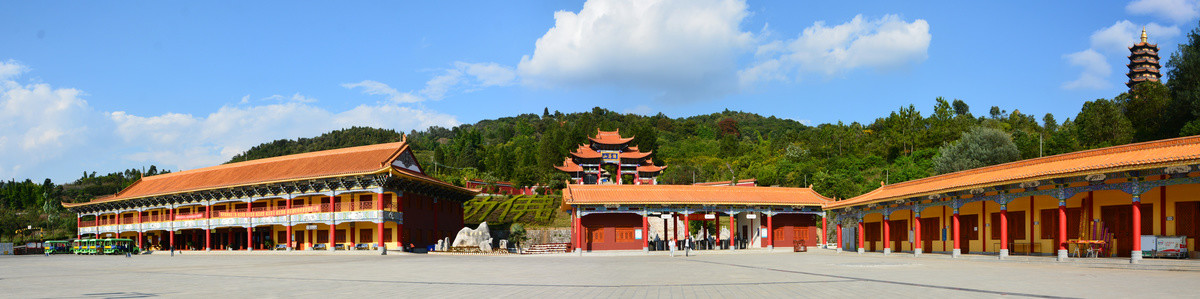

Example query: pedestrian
[170,245,174,257]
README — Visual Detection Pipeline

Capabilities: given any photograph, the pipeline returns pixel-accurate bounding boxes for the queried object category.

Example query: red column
[573,209,581,251]
[913,215,922,252]
[204,229,210,250]
[857,221,864,251]
[952,210,961,251]
[287,198,294,249]
[882,217,891,252]
[1058,201,1067,252]
[1133,195,1142,256]
[138,231,144,250]
[729,214,736,249]
[1000,206,1009,253]
[76,216,81,240]
[376,193,385,249]
[328,223,336,250]
[767,213,775,248]
[247,227,253,251]
[836,224,843,250]
[641,214,649,250]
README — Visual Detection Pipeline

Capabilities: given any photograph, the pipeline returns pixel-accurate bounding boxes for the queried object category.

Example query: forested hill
[220,25,1200,201]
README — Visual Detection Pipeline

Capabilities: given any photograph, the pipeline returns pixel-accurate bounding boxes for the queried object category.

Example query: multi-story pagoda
[555,129,666,185]
[1127,28,1163,89]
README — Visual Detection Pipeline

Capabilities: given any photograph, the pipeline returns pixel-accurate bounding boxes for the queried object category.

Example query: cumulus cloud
[1062,49,1112,90]
[342,80,424,103]
[0,60,101,179]
[1062,20,1180,90]
[1090,20,1179,54]
[740,14,931,87]
[111,101,460,170]
[346,61,515,103]
[1126,0,1200,23]
[517,0,754,100]
[0,60,460,182]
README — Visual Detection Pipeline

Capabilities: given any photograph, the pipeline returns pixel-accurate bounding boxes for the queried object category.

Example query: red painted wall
[581,213,643,251]
[401,192,465,247]
[771,213,819,248]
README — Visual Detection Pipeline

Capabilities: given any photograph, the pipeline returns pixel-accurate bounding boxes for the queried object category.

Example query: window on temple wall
[359,229,373,243]
[317,230,329,243]
[335,230,347,243]
[616,228,635,242]
[1040,208,1081,240]
[384,228,393,242]
[1178,202,1200,240]
[990,212,1027,240]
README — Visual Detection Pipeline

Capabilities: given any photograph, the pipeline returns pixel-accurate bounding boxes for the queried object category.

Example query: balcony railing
[78,201,391,227]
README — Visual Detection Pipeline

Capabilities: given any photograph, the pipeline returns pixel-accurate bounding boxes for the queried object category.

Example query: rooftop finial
[1141,27,1148,43]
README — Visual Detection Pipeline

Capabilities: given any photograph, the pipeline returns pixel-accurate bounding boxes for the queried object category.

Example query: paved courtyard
[3,249,1199,298]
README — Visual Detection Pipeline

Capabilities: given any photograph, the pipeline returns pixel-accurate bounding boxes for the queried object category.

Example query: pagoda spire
[1126,28,1161,89]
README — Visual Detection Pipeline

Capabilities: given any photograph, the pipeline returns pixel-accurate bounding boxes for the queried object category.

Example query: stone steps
[524,243,570,254]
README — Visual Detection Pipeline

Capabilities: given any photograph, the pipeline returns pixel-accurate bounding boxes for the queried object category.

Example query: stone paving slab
[3,249,1198,298]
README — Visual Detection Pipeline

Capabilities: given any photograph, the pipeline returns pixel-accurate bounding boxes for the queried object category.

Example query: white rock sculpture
[453,222,492,247]
[480,238,493,252]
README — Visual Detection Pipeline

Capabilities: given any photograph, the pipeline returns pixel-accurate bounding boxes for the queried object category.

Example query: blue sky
[2,0,1198,183]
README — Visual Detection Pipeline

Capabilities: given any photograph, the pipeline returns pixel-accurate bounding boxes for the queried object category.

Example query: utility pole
[1039,134,1044,157]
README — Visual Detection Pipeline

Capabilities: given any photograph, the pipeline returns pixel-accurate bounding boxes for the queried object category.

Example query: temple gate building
[1127,28,1163,89]
[555,129,666,185]
[64,140,476,252]
[825,136,1200,263]
[563,184,830,252]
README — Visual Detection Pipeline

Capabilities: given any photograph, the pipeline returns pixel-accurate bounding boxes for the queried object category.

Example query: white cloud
[517,0,754,100]
[457,62,516,87]
[0,60,100,180]
[740,14,931,87]
[111,100,459,171]
[1127,0,1200,23]
[1062,49,1112,90]
[342,80,424,103]
[0,60,460,182]
[1061,20,1180,90]
[0,59,28,80]
[1090,20,1179,54]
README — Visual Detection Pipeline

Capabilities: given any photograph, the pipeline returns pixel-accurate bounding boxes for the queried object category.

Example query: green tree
[952,99,971,116]
[1120,81,1183,141]
[932,127,1020,174]
[1074,98,1134,148]
[1167,21,1200,133]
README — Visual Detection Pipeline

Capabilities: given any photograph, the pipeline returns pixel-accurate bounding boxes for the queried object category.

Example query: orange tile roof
[589,129,634,145]
[555,158,584,172]
[64,141,472,208]
[620,150,652,159]
[564,184,831,206]
[826,135,1200,209]
[568,145,602,158]
[637,165,667,172]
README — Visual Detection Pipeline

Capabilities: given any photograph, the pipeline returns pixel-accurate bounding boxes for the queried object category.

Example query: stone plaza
[4,249,1198,298]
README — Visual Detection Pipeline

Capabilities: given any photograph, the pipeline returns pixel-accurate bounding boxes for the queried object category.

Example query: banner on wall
[599,150,620,164]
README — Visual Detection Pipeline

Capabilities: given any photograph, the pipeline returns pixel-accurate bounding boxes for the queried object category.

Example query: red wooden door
[959,215,977,253]
[889,220,907,252]
[864,222,881,251]
[920,217,939,251]
[1101,204,1152,257]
